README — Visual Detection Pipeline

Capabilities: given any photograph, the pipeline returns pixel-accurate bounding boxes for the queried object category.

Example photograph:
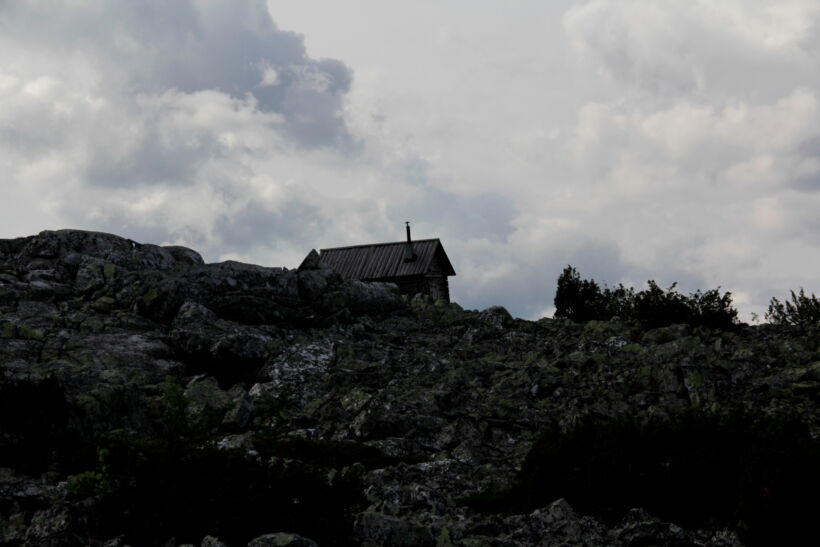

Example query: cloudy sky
[2,0,819,320]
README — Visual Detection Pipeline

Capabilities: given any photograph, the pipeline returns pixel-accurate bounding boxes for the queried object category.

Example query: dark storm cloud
[793,139,820,193]
[412,188,516,243]
[2,0,354,151]
[126,0,355,149]
[390,156,517,242]
[214,200,329,254]
[83,120,223,188]
[793,173,820,193]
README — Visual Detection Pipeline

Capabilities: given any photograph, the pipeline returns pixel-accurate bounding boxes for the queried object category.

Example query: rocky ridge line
[1,229,818,546]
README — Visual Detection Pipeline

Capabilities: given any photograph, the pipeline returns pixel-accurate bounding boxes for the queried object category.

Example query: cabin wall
[377,275,450,302]
[426,255,450,302]
[428,275,450,302]
[392,276,426,297]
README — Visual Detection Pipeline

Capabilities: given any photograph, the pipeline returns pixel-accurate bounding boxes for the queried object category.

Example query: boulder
[478,305,513,328]
[355,512,436,547]
[341,280,403,315]
[247,533,319,547]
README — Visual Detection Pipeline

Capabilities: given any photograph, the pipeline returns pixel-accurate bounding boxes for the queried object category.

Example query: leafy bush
[67,447,112,499]
[689,287,740,330]
[765,288,820,327]
[161,376,191,439]
[553,266,738,329]
[553,266,611,322]
[632,280,692,329]
[68,470,104,498]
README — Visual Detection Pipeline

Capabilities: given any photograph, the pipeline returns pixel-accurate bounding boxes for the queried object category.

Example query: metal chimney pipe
[404,221,416,261]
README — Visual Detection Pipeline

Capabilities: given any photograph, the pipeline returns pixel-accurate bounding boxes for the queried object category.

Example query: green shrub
[553,266,608,322]
[690,287,740,330]
[68,470,104,498]
[161,376,190,439]
[553,266,738,329]
[632,280,693,329]
[67,447,112,498]
[766,288,820,327]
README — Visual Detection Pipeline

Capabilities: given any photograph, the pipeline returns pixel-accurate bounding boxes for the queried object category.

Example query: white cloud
[2,0,820,323]
[258,64,280,87]
[563,0,820,101]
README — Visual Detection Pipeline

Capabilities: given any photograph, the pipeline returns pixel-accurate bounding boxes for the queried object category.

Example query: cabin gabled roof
[319,238,455,280]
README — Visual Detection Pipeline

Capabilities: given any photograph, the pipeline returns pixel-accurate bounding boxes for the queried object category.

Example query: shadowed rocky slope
[1,230,818,546]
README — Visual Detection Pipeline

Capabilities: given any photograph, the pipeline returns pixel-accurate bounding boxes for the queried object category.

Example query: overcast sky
[2,1,819,320]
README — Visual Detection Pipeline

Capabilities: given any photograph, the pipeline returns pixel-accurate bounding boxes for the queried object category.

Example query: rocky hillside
[1,229,819,546]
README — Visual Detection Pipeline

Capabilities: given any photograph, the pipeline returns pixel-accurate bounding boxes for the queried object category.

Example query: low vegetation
[766,288,820,327]
[4,230,820,544]
[553,266,739,329]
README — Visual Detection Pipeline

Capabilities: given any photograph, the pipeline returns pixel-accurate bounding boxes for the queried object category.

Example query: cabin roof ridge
[319,237,441,252]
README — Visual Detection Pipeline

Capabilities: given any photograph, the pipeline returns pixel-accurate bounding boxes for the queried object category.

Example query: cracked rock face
[2,230,819,545]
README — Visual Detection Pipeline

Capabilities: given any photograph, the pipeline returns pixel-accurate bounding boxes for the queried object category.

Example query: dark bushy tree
[633,281,693,329]
[690,287,739,330]
[553,266,738,329]
[553,266,605,322]
[554,266,636,322]
[766,288,820,326]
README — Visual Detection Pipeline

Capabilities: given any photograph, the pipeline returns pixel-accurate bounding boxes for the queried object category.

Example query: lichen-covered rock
[221,384,254,430]
[247,532,319,547]
[355,511,437,547]
[2,229,819,545]
[338,280,403,316]
[477,305,513,329]
[297,266,339,303]
[609,508,742,546]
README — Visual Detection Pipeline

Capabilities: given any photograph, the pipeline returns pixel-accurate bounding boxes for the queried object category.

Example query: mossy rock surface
[2,229,818,546]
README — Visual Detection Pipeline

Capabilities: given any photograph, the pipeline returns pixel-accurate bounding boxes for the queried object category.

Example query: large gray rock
[341,280,403,315]
[14,229,195,274]
[247,532,319,547]
[355,512,436,547]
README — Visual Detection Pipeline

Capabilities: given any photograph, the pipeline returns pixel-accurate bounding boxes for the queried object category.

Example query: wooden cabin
[314,224,456,302]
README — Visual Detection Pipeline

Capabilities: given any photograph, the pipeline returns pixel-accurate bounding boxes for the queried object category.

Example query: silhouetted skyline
[2,1,819,320]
